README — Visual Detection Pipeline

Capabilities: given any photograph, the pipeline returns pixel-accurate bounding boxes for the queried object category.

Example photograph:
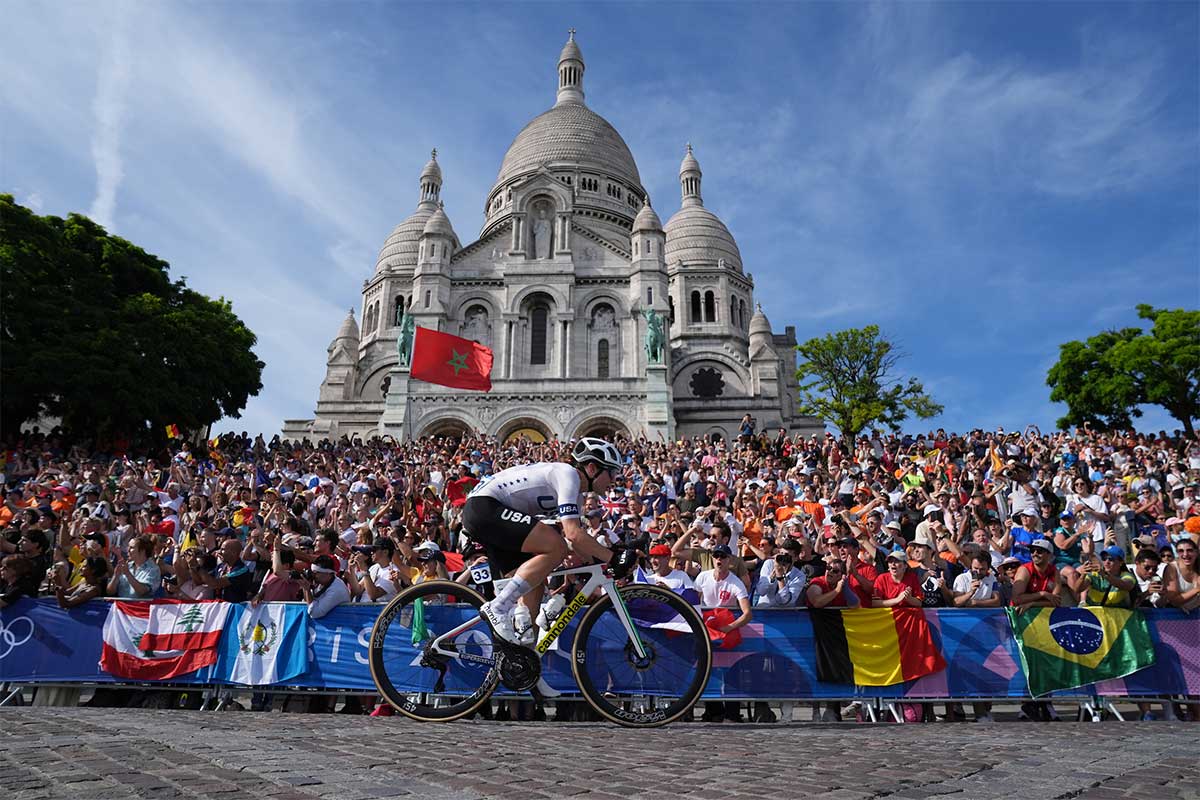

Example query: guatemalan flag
[100,600,231,681]
[212,603,308,686]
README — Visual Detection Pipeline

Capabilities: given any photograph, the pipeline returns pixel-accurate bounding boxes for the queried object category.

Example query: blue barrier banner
[3,598,1199,698]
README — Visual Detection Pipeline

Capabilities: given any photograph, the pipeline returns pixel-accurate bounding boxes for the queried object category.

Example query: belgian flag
[811,607,946,686]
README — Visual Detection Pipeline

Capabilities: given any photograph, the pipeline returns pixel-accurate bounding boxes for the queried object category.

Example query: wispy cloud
[17,190,44,213]
[87,2,132,228]
[2,2,1195,437]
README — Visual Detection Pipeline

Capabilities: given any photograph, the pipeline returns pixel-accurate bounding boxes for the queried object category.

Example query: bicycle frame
[426,563,649,664]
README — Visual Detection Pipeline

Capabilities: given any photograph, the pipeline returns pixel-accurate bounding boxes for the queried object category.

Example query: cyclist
[463,437,636,646]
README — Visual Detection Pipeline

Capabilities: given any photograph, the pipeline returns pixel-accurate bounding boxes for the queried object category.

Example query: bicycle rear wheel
[368,580,499,722]
[572,583,712,727]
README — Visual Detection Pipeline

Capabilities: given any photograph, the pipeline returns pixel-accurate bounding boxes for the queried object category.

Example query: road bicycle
[368,561,712,727]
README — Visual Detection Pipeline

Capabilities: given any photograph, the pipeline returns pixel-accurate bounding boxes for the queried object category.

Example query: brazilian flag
[1006,607,1155,697]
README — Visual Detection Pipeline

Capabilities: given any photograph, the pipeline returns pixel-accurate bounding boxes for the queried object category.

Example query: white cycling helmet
[572,437,622,472]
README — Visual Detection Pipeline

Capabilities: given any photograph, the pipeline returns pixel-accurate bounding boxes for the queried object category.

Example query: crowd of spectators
[2,422,1199,720]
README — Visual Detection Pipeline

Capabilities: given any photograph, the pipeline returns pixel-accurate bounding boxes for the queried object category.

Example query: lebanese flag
[100,600,230,681]
[409,327,493,391]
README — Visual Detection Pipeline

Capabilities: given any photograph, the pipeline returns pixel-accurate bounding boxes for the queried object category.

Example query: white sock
[490,577,531,616]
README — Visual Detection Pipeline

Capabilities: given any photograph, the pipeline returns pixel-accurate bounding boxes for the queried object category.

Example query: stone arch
[514,290,559,373]
[587,300,621,379]
[570,412,632,442]
[705,427,729,444]
[509,283,566,315]
[453,292,501,321]
[417,414,475,441]
[516,189,565,215]
[460,304,492,349]
[357,361,399,401]
[580,291,627,320]
[496,413,555,444]
[671,352,751,399]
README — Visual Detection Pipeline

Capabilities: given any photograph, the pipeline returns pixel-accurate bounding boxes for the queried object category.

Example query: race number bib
[469,562,493,585]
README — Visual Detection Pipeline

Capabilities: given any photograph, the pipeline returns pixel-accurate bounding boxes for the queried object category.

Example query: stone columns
[509,214,526,256]
[378,367,412,441]
[555,214,571,254]
[503,318,516,378]
[562,319,574,377]
[644,363,675,441]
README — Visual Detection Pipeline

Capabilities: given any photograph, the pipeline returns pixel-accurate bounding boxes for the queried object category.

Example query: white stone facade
[282,33,820,444]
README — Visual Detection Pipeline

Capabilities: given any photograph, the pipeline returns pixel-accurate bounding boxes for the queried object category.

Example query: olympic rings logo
[0,617,34,659]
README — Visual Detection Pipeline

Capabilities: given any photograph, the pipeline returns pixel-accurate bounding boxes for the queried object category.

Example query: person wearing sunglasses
[465,437,628,646]
[1073,545,1136,609]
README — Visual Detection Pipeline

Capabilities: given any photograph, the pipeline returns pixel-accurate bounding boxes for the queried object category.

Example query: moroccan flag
[409,327,493,391]
[1007,607,1155,697]
[100,600,230,681]
[811,607,946,686]
[443,550,465,573]
[445,476,478,507]
[165,424,181,439]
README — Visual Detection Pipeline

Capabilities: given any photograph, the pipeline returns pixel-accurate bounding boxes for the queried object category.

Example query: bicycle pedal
[496,647,541,692]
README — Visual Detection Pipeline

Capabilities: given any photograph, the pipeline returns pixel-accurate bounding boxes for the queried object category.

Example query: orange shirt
[51,494,76,517]
[796,501,825,528]
[774,505,801,524]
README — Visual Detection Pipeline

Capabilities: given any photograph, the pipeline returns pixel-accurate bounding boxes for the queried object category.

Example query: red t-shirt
[807,576,849,607]
[258,572,302,602]
[872,569,923,602]
[847,560,879,605]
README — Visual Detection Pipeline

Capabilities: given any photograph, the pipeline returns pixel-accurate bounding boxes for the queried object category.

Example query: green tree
[1,195,264,443]
[794,325,943,445]
[1047,305,1200,436]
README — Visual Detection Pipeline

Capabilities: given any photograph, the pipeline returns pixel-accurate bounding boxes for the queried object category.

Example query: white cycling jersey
[468,462,583,520]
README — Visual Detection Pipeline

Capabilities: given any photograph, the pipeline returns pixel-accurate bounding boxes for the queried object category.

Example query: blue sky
[3,1,1197,437]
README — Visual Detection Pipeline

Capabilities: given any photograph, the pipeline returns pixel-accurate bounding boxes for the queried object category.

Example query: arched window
[394,296,405,325]
[530,305,548,365]
[730,296,738,328]
[668,296,676,327]
[424,290,431,308]
[739,299,747,331]
[597,339,609,378]
[690,291,701,323]
[646,286,653,305]
[462,305,491,349]
[704,290,716,322]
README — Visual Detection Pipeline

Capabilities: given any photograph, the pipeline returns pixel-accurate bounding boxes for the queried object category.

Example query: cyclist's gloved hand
[608,546,638,580]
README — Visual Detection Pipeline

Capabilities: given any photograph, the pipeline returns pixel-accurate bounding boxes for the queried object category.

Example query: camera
[163,575,177,586]
[351,545,375,556]
[289,569,304,581]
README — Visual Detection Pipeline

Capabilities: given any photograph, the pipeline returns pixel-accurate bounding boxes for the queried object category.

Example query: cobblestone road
[1,709,1197,800]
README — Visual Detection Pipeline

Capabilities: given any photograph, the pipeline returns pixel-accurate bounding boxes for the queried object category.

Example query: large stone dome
[494,103,642,191]
[663,205,743,272]
[375,205,436,273]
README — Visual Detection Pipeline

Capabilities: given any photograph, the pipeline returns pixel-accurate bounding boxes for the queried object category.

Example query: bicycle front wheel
[572,583,712,727]
[368,580,499,722]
